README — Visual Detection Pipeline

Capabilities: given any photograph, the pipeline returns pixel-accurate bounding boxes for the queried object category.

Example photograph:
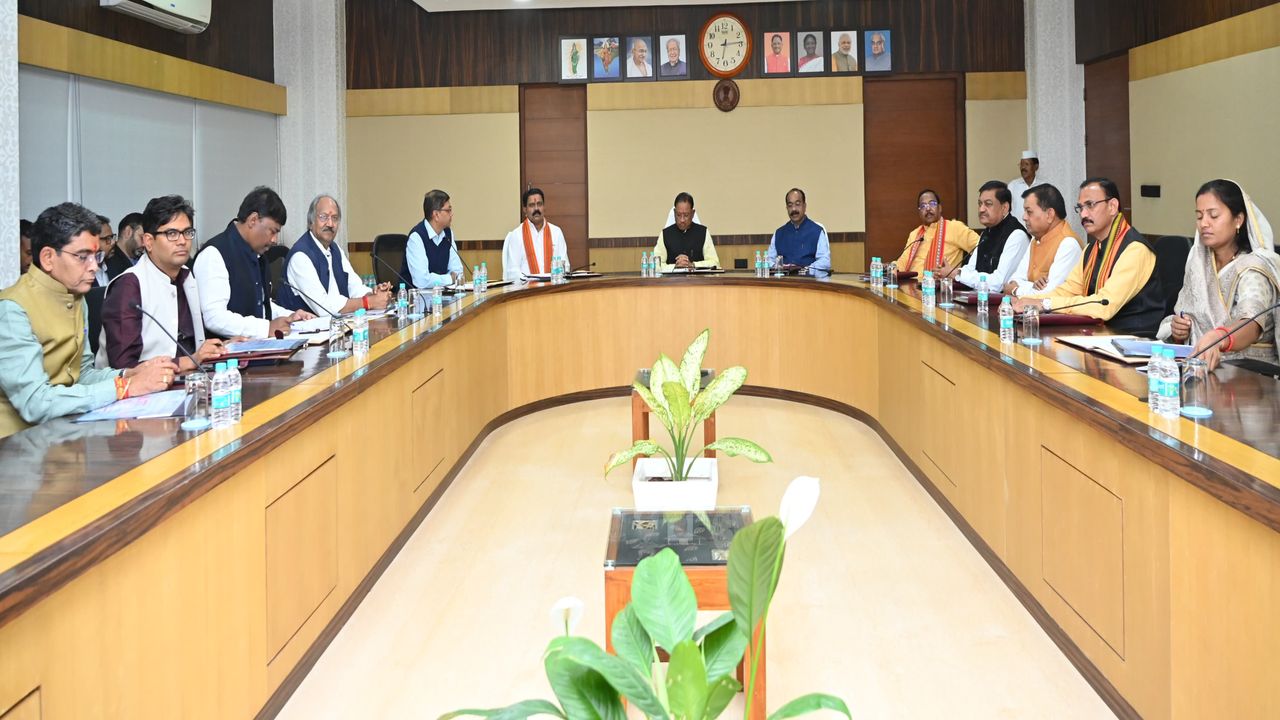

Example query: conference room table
[0,273,1276,720]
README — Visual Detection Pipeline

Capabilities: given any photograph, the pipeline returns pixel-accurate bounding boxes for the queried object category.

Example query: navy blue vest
[275,231,349,311]
[772,217,823,268]
[401,220,453,288]
[201,221,271,326]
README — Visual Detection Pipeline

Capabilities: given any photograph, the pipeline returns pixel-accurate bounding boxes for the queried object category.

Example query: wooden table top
[1,273,1277,621]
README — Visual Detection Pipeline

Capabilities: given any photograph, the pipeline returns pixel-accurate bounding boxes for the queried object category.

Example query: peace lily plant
[605,329,772,482]
[441,477,849,720]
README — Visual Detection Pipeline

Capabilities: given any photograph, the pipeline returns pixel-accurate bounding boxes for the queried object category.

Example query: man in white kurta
[503,188,568,282]
[1007,149,1040,222]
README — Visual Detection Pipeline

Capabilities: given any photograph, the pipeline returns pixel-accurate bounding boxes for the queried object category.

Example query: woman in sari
[1158,179,1279,370]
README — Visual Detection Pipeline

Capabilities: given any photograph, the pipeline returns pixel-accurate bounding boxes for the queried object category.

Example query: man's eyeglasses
[1074,199,1110,214]
[99,233,117,243]
[918,201,939,210]
[57,248,105,266]
[316,213,340,224]
[153,228,198,242]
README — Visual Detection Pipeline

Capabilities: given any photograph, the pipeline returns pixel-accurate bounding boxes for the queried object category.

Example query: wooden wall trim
[1075,0,1275,65]
[349,233,867,254]
[1128,4,1280,81]
[346,86,519,117]
[18,15,287,116]
[965,71,1027,100]
[586,76,863,112]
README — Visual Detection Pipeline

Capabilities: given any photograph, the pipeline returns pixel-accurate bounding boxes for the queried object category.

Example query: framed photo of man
[657,34,689,79]
[761,31,792,76]
[559,37,588,82]
[828,30,858,73]
[591,36,622,81]
[865,30,892,72]
[624,36,657,81]
[795,31,825,73]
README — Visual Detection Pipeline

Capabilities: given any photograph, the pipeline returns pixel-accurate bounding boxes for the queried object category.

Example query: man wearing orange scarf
[892,189,979,274]
[1016,178,1164,335]
[502,187,567,282]
[1003,183,1082,297]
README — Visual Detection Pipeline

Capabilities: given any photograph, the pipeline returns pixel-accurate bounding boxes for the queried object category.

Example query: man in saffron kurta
[892,189,979,274]
[503,187,568,282]
[1016,178,1164,336]
[1003,183,1082,297]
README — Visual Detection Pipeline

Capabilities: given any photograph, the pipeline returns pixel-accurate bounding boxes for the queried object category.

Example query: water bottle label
[230,389,241,405]
[1000,318,1013,330]
[213,393,229,410]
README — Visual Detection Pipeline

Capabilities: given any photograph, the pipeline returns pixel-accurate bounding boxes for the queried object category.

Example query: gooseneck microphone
[569,261,597,274]
[130,303,207,372]
[276,279,347,324]
[371,252,415,290]
[448,240,472,288]
[1188,301,1280,360]
[1045,298,1110,313]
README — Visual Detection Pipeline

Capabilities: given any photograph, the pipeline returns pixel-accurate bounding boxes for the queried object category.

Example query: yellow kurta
[893,219,979,273]
[1025,240,1156,320]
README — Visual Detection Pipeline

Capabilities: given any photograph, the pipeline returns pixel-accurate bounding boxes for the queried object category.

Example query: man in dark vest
[766,188,832,276]
[402,189,463,289]
[938,180,1030,290]
[1016,177,1164,336]
[277,194,391,315]
[192,186,315,338]
[655,192,720,272]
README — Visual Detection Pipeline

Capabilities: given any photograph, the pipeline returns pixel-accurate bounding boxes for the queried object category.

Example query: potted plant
[441,477,850,720]
[605,329,772,510]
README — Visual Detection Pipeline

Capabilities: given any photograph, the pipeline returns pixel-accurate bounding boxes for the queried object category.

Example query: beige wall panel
[587,76,862,111]
[346,86,518,117]
[346,114,520,245]
[965,99,1027,217]
[1169,480,1280,719]
[1129,4,1280,81]
[777,293,876,414]
[965,72,1027,100]
[1129,46,1280,236]
[587,104,865,238]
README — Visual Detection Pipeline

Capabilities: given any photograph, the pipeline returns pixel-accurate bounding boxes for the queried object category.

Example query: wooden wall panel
[521,85,589,268]
[18,0,273,83]
[347,0,1024,89]
[1084,55,1133,216]
[1074,0,1275,64]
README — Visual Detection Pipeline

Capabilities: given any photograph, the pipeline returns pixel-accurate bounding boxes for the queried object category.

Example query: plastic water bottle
[211,361,230,428]
[1161,348,1182,418]
[869,256,882,289]
[755,251,765,278]
[352,308,369,355]
[998,296,1016,343]
[921,271,936,309]
[480,262,489,293]
[431,286,443,319]
[640,251,648,277]
[396,283,408,316]
[1147,349,1163,414]
[552,256,563,284]
[227,358,242,423]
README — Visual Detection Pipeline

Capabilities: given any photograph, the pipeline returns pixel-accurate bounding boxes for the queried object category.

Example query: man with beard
[1007,150,1040,222]
[766,188,831,276]
[279,194,389,315]
[935,180,1030,290]
[503,187,568,282]
[103,212,144,281]
[892,189,979,274]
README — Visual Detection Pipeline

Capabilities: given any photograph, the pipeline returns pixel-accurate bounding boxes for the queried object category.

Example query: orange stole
[521,221,553,274]
[1025,221,1080,283]
[905,220,948,271]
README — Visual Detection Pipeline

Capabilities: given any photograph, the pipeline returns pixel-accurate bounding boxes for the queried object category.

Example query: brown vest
[0,267,88,437]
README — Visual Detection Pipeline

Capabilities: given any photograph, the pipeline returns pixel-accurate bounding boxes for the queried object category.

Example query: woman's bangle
[1213,326,1234,352]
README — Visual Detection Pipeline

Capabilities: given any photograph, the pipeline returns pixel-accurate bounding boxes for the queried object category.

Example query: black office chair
[264,244,289,295]
[372,234,408,285]
[85,284,107,355]
[1153,235,1192,317]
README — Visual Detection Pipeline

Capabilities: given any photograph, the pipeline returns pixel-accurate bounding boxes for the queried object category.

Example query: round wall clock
[699,12,752,78]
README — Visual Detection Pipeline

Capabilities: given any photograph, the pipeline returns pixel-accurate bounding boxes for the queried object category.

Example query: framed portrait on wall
[591,36,622,81]
[559,37,588,82]
[795,31,825,73]
[657,34,689,79]
[761,31,792,75]
[624,36,657,80]
[865,30,892,72]
[829,30,858,73]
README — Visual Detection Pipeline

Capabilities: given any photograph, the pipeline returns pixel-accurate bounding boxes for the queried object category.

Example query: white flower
[550,596,585,636]
[779,476,820,541]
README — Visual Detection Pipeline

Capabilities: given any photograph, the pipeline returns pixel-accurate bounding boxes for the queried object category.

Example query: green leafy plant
[441,477,849,720]
[605,329,771,482]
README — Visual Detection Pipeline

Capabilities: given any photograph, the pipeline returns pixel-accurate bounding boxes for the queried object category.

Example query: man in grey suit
[659,37,688,77]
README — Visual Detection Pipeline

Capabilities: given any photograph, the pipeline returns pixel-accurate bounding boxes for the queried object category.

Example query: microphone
[1045,298,1110,314]
[276,280,353,328]
[1188,301,1280,360]
[448,240,472,289]
[371,252,414,290]
[569,261,596,274]
[130,303,208,373]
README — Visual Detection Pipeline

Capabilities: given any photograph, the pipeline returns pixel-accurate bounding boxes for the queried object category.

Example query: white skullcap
[1021,150,1038,160]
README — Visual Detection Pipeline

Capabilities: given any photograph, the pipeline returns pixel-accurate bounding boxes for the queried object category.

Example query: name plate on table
[605,506,751,568]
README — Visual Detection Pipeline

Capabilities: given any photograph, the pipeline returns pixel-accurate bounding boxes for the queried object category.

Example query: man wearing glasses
[99,195,226,371]
[1015,177,1163,335]
[0,202,177,439]
[279,194,391,315]
[892,189,979,275]
[403,189,464,289]
[766,188,832,276]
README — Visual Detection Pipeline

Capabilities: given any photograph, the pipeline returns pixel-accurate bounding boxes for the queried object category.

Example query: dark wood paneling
[18,0,274,83]
[1074,0,1275,64]
[862,75,966,266]
[1084,55,1132,218]
[348,0,1024,89]
[521,84,589,267]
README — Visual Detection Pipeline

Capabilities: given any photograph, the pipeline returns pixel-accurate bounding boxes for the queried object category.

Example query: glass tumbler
[1019,305,1042,346]
[1181,358,1213,418]
[181,370,211,431]
[938,277,955,308]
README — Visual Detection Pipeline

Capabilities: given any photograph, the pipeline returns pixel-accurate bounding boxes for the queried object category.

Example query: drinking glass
[1181,358,1213,418]
[181,371,211,431]
[885,262,899,289]
[327,316,351,359]
[938,277,955,308]
[1019,305,1042,346]
[773,255,785,277]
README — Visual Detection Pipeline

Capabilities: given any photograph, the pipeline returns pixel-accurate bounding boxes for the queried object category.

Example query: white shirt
[405,220,463,288]
[1008,176,1035,225]
[502,220,568,281]
[285,232,372,316]
[193,245,294,338]
[628,59,651,77]
[1006,232,1083,297]
[955,225,1030,290]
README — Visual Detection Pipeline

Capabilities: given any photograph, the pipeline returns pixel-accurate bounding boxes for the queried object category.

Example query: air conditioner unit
[100,0,211,34]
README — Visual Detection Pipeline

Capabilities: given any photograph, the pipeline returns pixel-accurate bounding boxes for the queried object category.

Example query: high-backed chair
[1153,235,1192,317]
[264,244,289,299]
[372,233,408,285]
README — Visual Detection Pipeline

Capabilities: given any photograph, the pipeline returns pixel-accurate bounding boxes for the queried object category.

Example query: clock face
[699,13,752,78]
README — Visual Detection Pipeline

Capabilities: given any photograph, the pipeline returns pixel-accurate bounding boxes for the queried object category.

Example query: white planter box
[631,457,719,511]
